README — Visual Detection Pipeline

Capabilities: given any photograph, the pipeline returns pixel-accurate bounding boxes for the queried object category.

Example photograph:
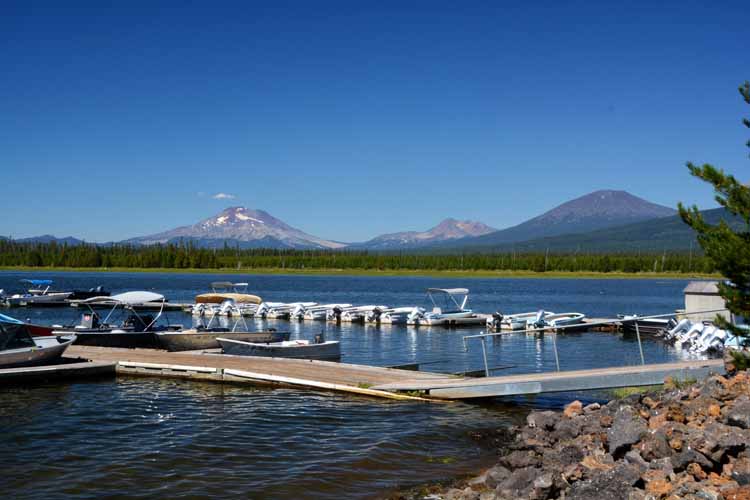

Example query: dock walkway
[372,359,725,399]
[66,346,458,401]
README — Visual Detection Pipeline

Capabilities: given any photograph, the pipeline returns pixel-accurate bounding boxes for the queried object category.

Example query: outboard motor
[489,312,504,331]
[532,310,547,329]
[327,306,343,322]
[665,318,691,342]
[314,332,325,344]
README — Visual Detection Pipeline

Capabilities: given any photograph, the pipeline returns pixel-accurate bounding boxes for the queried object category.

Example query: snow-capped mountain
[353,218,497,249]
[127,207,345,249]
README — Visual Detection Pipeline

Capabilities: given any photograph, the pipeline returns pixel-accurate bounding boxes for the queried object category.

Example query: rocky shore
[399,357,750,500]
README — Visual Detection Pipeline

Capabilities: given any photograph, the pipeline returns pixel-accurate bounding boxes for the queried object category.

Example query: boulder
[608,406,648,456]
[567,467,639,500]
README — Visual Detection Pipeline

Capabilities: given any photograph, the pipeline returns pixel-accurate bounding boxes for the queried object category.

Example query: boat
[266,302,317,320]
[407,288,485,326]
[2,279,73,307]
[0,313,75,368]
[486,311,556,331]
[156,329,290,352]
[340,305,389,323]
[618,314,676,335]
[303,304,351,321]
[535,312,586,329]
[67,286,110,301]
[51,291,179,348]
[217,335,341,361]
[369,307,416,324]
[194,282,262,305]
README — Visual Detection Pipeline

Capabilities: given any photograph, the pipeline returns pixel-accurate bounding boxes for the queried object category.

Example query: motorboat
[340,305,389,323]
[533,312,586,329]
[217,335,341,361]
[266,302,317,320]
[486,311,556,331]
[2,279,72,307]
[618,314,675,335]
[67,286,110,301]
[407,288,485,326]
[370,307,416,325]
[195,282,262,305]
[303,304,351,321]
[51,291,179,348]
[0,313,75,368]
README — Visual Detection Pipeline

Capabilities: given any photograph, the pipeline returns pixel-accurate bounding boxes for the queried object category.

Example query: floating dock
[372,359,725,399]
[44,346,725,401]
[0,359,116,385]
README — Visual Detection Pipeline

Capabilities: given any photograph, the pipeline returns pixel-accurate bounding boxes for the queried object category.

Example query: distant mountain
[14,234,86,245]
[352,218,497,249]
[126,207,346,250]
[436,190,677,249]
[444,208,740,253]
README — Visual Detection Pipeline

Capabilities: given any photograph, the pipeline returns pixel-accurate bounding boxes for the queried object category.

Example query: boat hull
[156,330,291,352]
[218,339,341,361]
[70,331,160,348]
[0,336,75,369]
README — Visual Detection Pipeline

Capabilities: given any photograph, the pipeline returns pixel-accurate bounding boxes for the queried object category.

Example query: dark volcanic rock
[726,397,750,429]
[671,449,714,472]
[607,406,648,457]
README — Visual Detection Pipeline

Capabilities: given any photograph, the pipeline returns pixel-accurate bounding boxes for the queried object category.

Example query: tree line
[0,239,716,274]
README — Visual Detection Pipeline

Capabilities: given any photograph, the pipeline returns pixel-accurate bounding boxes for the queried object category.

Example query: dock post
[635,322,646,365]
[480,336,490,377]
[551,332,560,372]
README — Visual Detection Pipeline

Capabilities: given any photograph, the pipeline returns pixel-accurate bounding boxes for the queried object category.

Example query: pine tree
[678,81,750,341]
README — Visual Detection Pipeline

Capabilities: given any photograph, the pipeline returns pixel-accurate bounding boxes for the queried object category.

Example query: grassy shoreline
[0,266,720,280]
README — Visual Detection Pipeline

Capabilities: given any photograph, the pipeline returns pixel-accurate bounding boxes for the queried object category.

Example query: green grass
[610,385,663,398]
[0,265,720,280]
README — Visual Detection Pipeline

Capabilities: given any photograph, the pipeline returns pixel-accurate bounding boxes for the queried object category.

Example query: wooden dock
[372,359,725,399]
[66,346,458,401]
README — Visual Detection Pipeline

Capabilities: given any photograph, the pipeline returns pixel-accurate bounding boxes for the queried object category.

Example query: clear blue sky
[1,1,747,243]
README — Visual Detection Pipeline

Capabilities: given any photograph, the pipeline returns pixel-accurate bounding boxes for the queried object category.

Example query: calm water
[0,271,707,498]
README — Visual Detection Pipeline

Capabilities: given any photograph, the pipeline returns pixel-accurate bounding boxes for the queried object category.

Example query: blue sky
[1,1,747,242]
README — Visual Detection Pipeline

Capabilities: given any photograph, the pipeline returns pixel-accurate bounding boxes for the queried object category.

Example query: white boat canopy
[83,291,165,305]
[427,288,469,295]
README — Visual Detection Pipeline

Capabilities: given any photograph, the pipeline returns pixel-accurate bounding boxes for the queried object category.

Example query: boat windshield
[0,322,35,350]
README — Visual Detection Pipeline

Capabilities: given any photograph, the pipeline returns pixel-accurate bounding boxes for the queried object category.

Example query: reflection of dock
[0,359,116,384]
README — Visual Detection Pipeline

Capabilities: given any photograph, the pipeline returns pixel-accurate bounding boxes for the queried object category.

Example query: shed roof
[684,281,720,294]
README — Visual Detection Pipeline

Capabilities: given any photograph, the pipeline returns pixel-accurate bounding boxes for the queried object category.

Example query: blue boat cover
[0,313,24,325]
[20,279,53,286]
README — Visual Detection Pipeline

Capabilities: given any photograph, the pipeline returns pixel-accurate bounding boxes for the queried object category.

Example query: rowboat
[156,330,290,352]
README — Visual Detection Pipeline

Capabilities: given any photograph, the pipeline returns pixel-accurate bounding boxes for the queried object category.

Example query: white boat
[407,288,485,326]
[217,336,341,361]
[2,279,72,307]
[486,311,556,331]
[366,306,415,324]
[302,304,351,321]
[536,312,586,329]
[0,313,75,368]
[340,305,389,323]
[266,302,317,320]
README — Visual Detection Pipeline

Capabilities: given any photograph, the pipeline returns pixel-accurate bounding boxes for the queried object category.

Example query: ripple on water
[1,378,520,499]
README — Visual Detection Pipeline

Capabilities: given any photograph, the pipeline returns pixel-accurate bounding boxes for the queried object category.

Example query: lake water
[0,271,708,498]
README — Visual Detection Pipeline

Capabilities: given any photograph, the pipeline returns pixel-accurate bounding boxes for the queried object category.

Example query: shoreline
[0,266,720,280]
[391,355,750,500]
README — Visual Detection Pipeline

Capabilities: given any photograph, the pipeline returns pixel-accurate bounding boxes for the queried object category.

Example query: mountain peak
[128,207,345,249]
[354,218,496,249]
